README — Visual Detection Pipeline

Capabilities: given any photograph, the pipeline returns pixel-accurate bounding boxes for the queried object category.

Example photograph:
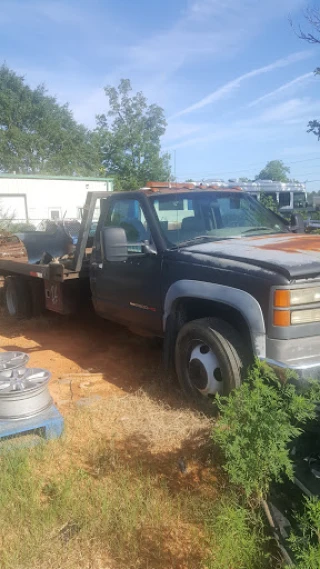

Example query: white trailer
[0,175,114,225]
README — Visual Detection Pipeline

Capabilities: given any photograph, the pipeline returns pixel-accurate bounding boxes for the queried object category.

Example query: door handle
[91,262,103,269]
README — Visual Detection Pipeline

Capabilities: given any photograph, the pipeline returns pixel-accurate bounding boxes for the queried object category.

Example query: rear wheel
[29,279,46,317]
[175,317,245,410]
[4,277,32,319]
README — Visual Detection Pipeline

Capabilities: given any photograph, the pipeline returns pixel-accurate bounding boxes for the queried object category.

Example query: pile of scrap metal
[268,423,320,564]
[0,235,28,262]
[0,219,81,264]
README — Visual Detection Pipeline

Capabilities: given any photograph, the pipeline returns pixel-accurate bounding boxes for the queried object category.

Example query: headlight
[273,287,320,326]
[291,309,320,325]
[290,288,320,306]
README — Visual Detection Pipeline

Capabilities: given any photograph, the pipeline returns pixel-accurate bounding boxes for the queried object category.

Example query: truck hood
[183,233,320,279]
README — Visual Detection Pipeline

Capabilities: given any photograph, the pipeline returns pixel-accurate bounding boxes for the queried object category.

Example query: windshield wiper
[176,235,228,248]
[241,227,282,235]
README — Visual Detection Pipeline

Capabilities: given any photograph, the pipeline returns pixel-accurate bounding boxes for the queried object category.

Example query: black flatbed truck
[1,186,320,406]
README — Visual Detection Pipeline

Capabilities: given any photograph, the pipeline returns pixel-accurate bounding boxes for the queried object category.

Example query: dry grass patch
[0,390,220,569]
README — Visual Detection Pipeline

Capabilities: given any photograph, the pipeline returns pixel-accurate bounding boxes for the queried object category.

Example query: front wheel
[175,317,245,409]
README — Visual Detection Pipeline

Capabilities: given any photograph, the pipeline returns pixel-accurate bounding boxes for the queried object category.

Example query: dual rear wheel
[4,277,45,319]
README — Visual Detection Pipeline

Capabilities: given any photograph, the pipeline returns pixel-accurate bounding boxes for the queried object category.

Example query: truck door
[91,196,163,335]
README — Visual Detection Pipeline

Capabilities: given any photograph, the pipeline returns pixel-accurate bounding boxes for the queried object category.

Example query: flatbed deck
[0,191,109,283]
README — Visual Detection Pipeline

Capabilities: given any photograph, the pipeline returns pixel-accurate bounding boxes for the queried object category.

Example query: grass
[205,496,271,569]
[0,391,273,569]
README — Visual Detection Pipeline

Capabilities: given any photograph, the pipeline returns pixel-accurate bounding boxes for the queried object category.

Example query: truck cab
[87,187,320,406]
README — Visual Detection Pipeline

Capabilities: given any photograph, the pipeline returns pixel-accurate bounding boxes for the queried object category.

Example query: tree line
[0,67,171,190]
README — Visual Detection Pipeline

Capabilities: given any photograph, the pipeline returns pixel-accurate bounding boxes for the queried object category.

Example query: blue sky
[2,0,320,188]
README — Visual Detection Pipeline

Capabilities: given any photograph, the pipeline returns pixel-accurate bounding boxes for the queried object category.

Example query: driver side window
[105,199,150,253]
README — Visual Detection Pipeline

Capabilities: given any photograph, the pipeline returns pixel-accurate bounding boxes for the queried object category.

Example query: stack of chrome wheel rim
[0,352,52,420]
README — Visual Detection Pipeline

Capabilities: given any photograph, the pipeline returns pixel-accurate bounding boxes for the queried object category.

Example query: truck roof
[138,181,243,197]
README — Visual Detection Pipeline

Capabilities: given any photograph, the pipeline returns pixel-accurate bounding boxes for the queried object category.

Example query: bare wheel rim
[0,368,51,392]
[188,342,223,396]
[0,367,52,420]
[0,352,30,371]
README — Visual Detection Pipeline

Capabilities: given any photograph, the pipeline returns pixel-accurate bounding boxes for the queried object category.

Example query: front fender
[163,280,266,358]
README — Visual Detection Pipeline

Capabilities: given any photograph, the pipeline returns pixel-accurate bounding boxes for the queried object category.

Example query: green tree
[256,160,290,182]
[96,79,171,190]
[0,64,100,176]
[259,193,278,212]
[293,7,320,139]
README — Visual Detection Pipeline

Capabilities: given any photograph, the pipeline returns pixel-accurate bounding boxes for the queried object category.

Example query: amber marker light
[273,310,290,327]
[273,290,290,308]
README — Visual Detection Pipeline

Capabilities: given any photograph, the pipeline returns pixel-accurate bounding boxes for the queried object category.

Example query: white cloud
[247,72,314,108]
[126,0,308,98]
[258,98,309,122]
[165,96,320,150]
[171,51,313,118]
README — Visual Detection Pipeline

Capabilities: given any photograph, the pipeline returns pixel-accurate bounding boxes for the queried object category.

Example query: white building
[0,174,114,224]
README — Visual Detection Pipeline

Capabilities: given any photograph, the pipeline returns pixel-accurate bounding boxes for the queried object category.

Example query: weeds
[214,361,317,502]
[287,497,320,569]
[212,360,320,567]
[205,495,271,569]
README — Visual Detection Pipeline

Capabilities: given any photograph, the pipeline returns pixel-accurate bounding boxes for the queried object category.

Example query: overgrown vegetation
[205,495,271,569]
[288,498,320,568]
[212,360,320,568]
[214,362,317,501]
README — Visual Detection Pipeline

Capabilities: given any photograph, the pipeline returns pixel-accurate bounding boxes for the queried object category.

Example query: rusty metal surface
[252,234,320,253]
[0,235,27,262]
[145,182,242,193]
[184,234,320,279]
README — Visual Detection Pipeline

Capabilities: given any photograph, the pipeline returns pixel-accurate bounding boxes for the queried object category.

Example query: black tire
[29,279,46,317]
[175,317,245,409]
[4,276,32,319]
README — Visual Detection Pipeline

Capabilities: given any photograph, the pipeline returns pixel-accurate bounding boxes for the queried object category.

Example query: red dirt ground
[0,310,166,412]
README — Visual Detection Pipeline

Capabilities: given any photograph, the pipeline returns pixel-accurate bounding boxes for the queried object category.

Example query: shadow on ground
[0,308,191,411]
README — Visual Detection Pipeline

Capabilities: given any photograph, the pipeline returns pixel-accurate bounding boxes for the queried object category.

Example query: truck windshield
[150,191,289,247]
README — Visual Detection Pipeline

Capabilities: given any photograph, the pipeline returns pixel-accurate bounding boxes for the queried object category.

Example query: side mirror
[100,227,128,262]
[290,213,305,234]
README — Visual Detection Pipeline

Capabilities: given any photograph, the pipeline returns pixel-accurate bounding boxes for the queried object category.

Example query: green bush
[213,361,317,502]
[287,498,320,569]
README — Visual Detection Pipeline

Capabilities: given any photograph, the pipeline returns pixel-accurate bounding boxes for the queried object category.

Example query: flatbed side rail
[0,260,52,280]
[72,191,111,273]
